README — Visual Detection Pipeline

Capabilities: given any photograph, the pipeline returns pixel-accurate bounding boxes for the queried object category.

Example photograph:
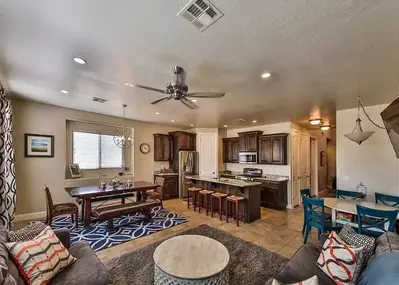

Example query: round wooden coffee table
[153,235,230,285]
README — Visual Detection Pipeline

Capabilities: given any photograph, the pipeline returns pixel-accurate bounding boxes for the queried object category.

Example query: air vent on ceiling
[178,0,224,32]
[92,97,107,103]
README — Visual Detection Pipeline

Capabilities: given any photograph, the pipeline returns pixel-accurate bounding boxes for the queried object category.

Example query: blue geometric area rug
[51,206,188,252]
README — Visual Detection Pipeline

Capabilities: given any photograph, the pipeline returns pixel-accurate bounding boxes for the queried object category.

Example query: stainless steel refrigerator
[178,151,199,198]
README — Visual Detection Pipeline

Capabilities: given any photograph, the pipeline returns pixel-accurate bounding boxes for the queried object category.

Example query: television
[381,96,399,159]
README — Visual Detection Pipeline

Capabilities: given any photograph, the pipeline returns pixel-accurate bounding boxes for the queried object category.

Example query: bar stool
[198,190,214,215]
[211,192,228,221]
[226,195,246,226]
[187,186,202,210]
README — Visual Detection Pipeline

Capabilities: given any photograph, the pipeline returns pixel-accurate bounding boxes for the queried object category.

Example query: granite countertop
[185,175,262,188]
[220,172,289,182]
[154,172,178,176]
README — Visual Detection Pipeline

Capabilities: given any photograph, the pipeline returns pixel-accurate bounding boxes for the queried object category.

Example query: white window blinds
[73,132,123,169]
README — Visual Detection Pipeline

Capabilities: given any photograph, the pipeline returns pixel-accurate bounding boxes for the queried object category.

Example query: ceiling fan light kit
[135,66,225,109]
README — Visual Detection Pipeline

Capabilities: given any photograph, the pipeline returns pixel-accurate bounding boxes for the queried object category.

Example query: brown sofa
[0,226,111,285]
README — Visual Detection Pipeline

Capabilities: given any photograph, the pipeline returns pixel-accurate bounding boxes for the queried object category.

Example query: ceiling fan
[135,66,225,109]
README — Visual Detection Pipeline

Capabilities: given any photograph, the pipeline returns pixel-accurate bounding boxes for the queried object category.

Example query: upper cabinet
[222,138,240,163]
[237,131,263,152]
[169,131,196,151]
[258,133,288,165]
[153,134,171,161]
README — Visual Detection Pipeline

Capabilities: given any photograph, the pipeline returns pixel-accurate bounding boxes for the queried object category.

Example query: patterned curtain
[0,82,16,229]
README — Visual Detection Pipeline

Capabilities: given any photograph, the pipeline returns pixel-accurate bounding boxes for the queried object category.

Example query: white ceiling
[1,0,399,129]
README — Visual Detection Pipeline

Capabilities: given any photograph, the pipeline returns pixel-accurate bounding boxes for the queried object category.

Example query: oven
[238,152,258,164]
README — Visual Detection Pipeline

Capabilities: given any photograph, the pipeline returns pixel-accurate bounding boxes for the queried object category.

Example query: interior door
[198,133,217,176]
[292,129,301,207]
[300,133,311,189]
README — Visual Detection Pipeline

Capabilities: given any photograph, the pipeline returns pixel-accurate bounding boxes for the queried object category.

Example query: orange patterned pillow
[5,226,76,285]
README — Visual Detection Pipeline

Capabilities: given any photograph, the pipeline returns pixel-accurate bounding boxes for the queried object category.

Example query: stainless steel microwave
[238,152,257,164]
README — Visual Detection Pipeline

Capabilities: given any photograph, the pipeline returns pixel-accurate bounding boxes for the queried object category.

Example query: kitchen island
[185,175,262,223]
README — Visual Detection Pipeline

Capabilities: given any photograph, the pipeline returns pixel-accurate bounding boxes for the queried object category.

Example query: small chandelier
[344,95,385,145]
[113,104,134,149]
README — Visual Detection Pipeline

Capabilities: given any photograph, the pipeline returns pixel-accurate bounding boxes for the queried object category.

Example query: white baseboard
[14,211,46,222]
[286,204,293,210]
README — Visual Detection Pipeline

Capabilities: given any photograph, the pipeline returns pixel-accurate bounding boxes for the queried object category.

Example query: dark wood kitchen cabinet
[153,174,178,200]
[237,131,263,152]
[153,134,171,161]
[169,131,196,171]
[260,180,288,210]
[223,137,240,163]
[258,133,288,165]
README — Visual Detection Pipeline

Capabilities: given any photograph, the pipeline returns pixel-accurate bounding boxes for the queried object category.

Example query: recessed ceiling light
[190,124,194,127]
[60,90,69,94]
[309,118,323,125]
[191,99,198,103]
[155,112,160,115]
[223,125,228,128]
[171,120,175,123]
[320,125,331,131]
[124,83,134,88]
[252,120,257,123]
[261,72,272,79]
[73,57,86,65]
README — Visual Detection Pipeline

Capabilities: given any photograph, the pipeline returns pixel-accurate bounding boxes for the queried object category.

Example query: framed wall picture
[25,134,54,157]
[320,151,326,167]
[68,163,82,179]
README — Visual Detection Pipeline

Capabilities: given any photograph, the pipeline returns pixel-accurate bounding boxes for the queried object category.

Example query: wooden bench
[92,199,161,231]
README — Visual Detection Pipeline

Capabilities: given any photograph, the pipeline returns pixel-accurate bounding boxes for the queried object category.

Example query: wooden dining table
[65,181,160,226]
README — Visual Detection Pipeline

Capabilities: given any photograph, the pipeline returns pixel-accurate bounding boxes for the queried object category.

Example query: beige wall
[337,104,399,199]
[12,98,183,215]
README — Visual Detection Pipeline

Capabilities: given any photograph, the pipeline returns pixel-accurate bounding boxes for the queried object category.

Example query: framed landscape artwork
[25,134,54,157]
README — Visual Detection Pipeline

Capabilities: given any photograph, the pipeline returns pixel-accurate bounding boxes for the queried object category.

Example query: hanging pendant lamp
[113,104,134,149]
[344,95,384,145]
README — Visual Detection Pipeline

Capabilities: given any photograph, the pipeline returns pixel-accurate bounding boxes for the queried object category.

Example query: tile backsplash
[225,163,290,176]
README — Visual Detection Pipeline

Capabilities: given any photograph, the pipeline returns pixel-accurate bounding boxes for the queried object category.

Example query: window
[73,132,123,169]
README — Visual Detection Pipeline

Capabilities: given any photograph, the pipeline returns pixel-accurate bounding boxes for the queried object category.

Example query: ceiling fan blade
[135,84,166,94]
[151,96,172,105]
[185,92,225,98]
[180,97,198,109]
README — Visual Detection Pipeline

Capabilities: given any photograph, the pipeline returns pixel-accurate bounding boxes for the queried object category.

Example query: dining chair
[336,189,364,200]
[356,204,398,238]
[147,176,164,209]
[375,192,399,234]
[300,189,311,234]
[303,196,342,244]
[44,185,79,227]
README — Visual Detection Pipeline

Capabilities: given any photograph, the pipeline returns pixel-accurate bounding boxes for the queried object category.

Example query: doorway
[310,137,318,196]
[326,138,336,190]
[198,133,217,176]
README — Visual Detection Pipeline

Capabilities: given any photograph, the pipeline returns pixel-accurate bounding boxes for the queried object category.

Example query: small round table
[153,235,230,285]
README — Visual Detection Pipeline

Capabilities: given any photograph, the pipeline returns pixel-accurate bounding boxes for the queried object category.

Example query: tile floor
[94,199,320,263]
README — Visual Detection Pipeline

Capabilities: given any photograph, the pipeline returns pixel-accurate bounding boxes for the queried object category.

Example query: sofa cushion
[317,231,364,284]
[8,221,47,242]
[0,226,17,285]
[274,244,335,285]
[5,226,76,285]
[271,275,319,285]
[49,241,111,285]
[375,232,399,256]
[338,224,375,263]
[356,252,399,285]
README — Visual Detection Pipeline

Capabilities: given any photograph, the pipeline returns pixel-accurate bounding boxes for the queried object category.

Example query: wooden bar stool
[187,186,202,210]
[198,190,214,215]
[226,195,246,226]
[211,193,228,220]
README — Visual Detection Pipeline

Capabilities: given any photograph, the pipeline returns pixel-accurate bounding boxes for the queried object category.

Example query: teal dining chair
[336,189,364,200]
[303,196,342,244]
[356,204,398,238]
[374,193,399,234]
[300,189,311,234]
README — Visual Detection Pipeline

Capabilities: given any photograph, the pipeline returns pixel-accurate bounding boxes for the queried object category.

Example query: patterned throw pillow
[9,221,47,242]
[317,231,364,284]
[5,226,76,285]
[271,276,319,285]
[339,224,376,263]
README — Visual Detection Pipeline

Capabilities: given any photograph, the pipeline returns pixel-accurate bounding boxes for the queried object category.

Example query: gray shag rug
[105,224,288,285]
